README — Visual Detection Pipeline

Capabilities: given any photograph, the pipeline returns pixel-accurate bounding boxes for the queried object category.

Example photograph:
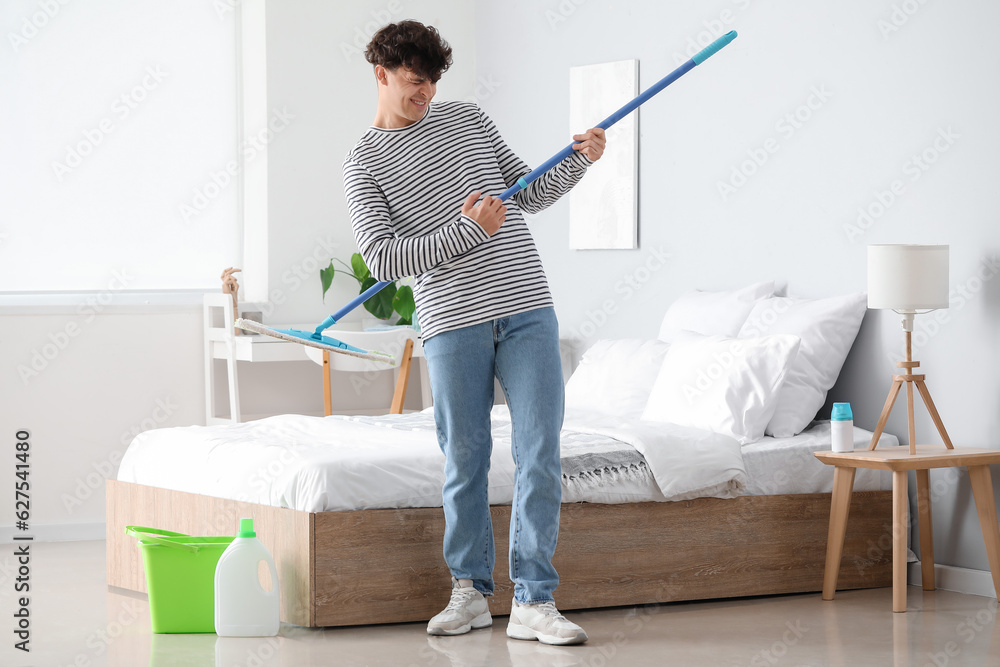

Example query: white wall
[473,0,1000,573]
[1,306,204,540]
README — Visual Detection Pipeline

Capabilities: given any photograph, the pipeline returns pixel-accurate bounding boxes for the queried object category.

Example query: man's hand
[461,190,506,236]
[572,127,606,162]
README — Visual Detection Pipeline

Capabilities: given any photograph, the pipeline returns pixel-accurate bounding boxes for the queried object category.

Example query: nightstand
[815,446,1000,612]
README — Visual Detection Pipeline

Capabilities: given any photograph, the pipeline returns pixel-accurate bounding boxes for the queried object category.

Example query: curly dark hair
[364,20,453,83]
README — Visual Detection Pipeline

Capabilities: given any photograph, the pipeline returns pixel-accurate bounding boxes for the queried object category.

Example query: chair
[302,329,419,415]
[204,292,241,424]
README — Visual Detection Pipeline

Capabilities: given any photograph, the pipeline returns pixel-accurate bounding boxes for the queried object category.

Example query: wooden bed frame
[106,479,892,626]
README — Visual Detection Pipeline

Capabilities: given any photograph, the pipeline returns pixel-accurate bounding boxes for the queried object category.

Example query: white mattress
[117,408,895,513]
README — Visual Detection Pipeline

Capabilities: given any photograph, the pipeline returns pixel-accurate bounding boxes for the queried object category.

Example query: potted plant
[321,253,416,326]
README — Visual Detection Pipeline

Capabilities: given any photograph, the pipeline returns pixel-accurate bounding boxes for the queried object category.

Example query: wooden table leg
[823,466,857,600]
[322,351,332,417]
[915,469,935,591]
[968,465,1000,599]
[390,339,414,414]
[893,470,908,612]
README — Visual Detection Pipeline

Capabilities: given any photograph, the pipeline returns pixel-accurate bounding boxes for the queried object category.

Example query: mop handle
[318,30,737,335]
[314,288,380,334]
[498,30,738,200]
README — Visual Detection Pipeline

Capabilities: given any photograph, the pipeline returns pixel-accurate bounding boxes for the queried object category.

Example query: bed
[106,283,895,626]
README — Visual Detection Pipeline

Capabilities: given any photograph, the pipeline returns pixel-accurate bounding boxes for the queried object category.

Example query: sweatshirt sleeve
[343,157,490,281]
[477,107,593,215]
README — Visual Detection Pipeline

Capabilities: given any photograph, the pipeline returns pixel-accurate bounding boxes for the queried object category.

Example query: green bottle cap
[238,518,256,538]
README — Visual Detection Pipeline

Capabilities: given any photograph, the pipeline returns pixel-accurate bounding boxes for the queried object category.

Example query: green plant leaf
[360,276,396,320]
[351,252,370,283]
[393,285,415,325]
[320,261,335,302]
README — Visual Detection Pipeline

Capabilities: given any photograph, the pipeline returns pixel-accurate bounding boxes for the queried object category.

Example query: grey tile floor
[2,540,999,666]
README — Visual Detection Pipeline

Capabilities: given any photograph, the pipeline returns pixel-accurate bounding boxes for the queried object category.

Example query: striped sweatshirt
[343,100,592,340]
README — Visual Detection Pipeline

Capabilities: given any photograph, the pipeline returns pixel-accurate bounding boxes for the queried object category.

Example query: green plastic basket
[126,526,234,633]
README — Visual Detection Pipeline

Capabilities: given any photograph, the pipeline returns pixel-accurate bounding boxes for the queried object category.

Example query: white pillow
[641,332,801,445]
[565,339,671,419]
[657,281,775,343]
[738,293,867,437]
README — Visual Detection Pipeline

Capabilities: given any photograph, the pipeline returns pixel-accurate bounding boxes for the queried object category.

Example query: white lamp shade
[867,244,949,310]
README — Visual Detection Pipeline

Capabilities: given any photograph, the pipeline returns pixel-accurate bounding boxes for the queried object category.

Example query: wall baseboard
[0,522,105,544]
[909,561,998,599]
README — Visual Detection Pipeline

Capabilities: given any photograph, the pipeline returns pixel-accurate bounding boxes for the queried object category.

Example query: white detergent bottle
[214,518,280,636]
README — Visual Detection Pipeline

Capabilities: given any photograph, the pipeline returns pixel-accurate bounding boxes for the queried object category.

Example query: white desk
[204,294,429,425]
[211,331,312,362]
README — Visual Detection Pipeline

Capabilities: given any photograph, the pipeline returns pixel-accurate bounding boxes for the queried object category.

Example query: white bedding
[117,408,895,513]
[117,406,745,512]
[560,422,897,504]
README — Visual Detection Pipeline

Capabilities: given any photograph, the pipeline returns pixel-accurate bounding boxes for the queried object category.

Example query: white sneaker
[506,600,588,645]
[427,578,492,636]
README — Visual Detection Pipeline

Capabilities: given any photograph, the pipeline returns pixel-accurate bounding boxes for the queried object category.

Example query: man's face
[377,66,437,128]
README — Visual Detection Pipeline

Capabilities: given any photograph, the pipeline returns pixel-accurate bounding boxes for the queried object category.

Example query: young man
[344,20,605,646]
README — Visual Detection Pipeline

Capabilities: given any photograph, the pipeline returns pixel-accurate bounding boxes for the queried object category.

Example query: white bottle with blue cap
[214,518,279,636]
[831,403,854,453]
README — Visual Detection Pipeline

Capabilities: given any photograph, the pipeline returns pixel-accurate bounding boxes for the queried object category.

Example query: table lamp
[866,244,952,454]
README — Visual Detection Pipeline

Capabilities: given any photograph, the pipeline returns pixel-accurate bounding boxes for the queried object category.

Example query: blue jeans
[423,307,564,604]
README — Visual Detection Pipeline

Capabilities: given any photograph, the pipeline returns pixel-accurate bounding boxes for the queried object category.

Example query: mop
[236,30,738,362]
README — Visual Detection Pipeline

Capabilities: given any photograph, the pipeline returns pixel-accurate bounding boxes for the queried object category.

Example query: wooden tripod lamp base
[867,328,953,455]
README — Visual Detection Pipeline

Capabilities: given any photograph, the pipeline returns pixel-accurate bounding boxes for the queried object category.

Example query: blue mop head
[235,318,395,364]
